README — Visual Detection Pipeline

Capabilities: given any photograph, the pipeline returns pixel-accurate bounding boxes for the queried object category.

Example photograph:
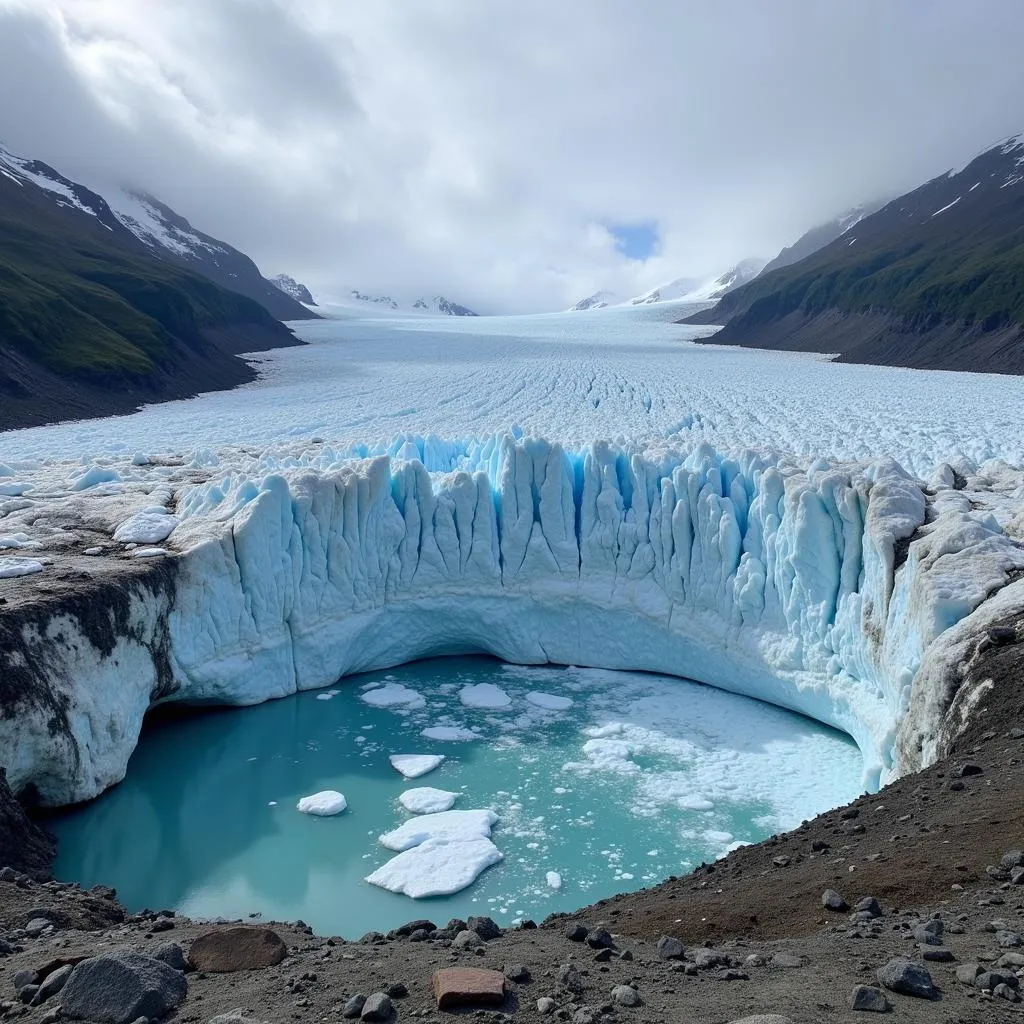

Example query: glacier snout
[3,436,1022,806]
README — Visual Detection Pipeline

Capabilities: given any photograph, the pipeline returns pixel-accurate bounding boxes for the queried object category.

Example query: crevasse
[5,435,1022,806]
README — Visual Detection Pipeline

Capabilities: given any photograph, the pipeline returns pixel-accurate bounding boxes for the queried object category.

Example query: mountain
[682,132,1024,373]
[0,143,301,430]
[684,259,767,301]
[569,290,620,311]
[271,274,316,305]
[0,145,315,324]
[757,202,886,277]
[344,290,478,316]
[629,277,703,305]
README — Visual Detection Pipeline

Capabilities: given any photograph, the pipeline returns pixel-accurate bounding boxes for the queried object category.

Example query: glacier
[2,433,1023,808]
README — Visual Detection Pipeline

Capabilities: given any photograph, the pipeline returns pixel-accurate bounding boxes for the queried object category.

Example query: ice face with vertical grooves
[3,435,1023,806]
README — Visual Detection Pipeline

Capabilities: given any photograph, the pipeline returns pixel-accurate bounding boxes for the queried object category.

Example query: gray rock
[557,963,584,992]
[360,992,392,1022]
[726,1018,795,1024]
[61,951,187,1024]
[19,984,39,1004]
[856,896,882,918]
[342,994,367,1019]
[408,928,430,942]
[564,923,588,942]
[656,935,685,960]
[1011,866,1024,885]
[585,928,614,950]
[849,985,890,1012]
[572,1008,596,1024]
[25,918,51,937]
[503,963,529,982]
[770,952,802,969]
[0,866,17,882]
[537,997,557,1015]
[386,982,407,999]
[994,983,1021,1002]
[694,949,730,969]
[716,969,749,981]
[876,959,935,999]
[996,929,1022,948]
[13,969,38,993]
[1001,850,1024,869]
[453,929,485,950]
[822,889,848,912]
[208,1013,266,1024]
[359,931,385,944]
[996,952,1024,968]
[34,963,73,1004]
[592,947,615,963]
[977,970,1019,991]
[921,948,955,962]
[150,941,187,972]
[611,985,640,1007]
[956,963,983,985]
[956,761,983,777]
[466,916,500,941]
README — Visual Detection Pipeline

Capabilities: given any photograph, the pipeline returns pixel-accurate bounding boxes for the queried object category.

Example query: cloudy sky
[2,0,1023,313]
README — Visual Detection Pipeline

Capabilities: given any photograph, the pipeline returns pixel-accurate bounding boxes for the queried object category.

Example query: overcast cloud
[2,0,1023,313]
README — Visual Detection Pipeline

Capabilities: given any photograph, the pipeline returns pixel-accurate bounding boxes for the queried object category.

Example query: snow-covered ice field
[2,300,1023,475]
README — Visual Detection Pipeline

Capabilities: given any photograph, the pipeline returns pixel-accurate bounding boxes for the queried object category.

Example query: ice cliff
[2,436,1022,806]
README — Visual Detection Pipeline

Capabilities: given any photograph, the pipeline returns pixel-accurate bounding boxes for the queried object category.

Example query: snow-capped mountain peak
[106,188,228,260]
[568,290,620,311]
[629,277,704,306]
[271,275,316,305]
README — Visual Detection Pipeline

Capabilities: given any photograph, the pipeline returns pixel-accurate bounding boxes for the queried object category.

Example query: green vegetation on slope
[0,176,294,385]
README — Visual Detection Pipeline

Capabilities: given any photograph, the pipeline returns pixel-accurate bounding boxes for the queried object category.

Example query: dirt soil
[1,654,1022,1023]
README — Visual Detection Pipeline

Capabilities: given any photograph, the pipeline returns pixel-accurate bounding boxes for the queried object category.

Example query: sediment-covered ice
[399,787,458,814]
[389,754,446,779]
[2,433,1024,806]
[297,791,347,816]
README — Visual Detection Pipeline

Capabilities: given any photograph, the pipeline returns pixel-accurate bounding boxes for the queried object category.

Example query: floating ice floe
[389,753,445,779]
[364,836,503,898]
[420,725,478,741]
[316,689,341,701]
[0,557,44,579]
[362,683,426,709]
[379,808,498,851]
[459,683,512,709]
[546,870,563,889]
[526,691,574,711]
[297,790,347,816]
[399,787,459,814]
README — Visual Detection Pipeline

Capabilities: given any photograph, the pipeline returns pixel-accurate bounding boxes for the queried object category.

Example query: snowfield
[1,302,1023,808]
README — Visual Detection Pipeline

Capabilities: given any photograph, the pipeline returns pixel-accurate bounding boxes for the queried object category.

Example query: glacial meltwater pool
[50,657,861,937]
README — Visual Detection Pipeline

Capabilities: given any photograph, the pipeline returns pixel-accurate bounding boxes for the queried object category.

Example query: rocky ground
[1,631,1022,1023]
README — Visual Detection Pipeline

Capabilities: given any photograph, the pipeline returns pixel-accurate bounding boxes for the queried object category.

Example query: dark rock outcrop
[0,767,55,879]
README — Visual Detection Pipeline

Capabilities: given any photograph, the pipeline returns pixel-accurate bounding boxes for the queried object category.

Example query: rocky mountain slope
[757,202,885,277]
[0,146,302,430]
[683,132,1024,372]
[270,274,316,305]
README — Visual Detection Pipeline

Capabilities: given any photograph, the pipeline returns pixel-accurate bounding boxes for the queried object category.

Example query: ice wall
[3,436,1023,806]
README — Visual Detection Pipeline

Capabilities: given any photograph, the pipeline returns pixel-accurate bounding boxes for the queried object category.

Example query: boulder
[466,916,501,941]
[188,927,286,972]
[822,889,848,912]
[60,951,187,1024]
[849,984,890,1012]
[433,967,506,1010]
[656,935,685,960]
[876,959,935,999]
[361,992,393,1022]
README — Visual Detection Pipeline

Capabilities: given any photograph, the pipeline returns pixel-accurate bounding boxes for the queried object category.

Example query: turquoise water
[50,658,861,937]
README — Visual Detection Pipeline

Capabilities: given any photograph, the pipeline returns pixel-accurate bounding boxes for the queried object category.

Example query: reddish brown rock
[433,967,506,1010]
[187,927,287,972]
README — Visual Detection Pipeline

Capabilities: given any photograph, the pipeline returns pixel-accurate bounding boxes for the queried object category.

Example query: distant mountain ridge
[682,131,1024,373]
[344,290,478,316]
[0,142,302,429]
[567,259,764,312]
